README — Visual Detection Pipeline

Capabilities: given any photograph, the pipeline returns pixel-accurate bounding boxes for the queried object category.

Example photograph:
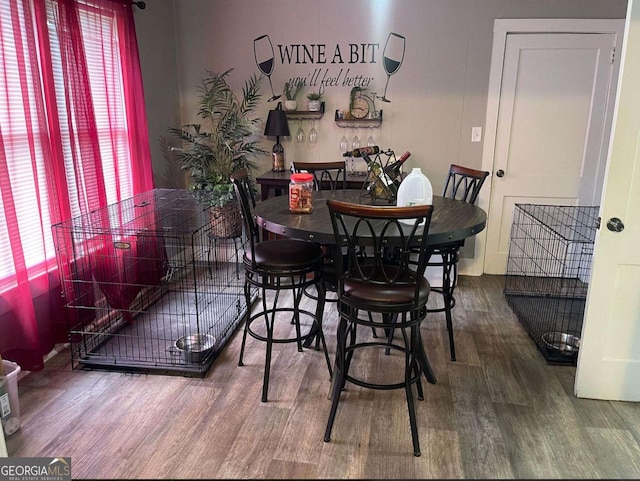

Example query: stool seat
[344,269,430,307]
[245,239,323,270]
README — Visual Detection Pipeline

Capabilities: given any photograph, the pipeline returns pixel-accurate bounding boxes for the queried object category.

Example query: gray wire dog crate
[504,204,599,364]
[52,189,250,376]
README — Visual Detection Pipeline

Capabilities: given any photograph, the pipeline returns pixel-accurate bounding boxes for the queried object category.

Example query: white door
[575,0,640,401]
[480,20,624,275]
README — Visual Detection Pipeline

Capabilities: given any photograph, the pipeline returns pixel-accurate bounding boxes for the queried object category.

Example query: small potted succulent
[306,91,323,111]
[283,80,304,111]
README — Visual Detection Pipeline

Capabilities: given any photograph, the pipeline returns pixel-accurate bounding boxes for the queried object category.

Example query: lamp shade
[264,109,290,137]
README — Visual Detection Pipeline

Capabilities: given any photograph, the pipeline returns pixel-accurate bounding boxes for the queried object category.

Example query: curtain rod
[133,1,146,9]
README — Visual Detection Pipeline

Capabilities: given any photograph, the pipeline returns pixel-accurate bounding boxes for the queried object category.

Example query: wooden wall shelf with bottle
[334,109,383,128]
[285,102,325,120]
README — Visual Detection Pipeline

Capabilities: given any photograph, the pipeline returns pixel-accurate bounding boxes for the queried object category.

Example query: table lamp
[264,103,290,172]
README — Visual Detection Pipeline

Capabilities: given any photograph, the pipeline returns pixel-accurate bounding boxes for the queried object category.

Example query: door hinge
[611,47,616,63]
[596,216,602,229]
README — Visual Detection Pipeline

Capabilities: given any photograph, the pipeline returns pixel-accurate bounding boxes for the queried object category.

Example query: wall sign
[253,32,406,103]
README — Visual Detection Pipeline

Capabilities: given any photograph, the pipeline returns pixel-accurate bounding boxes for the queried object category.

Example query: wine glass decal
[378,32,406,103]
[254,35,280,102]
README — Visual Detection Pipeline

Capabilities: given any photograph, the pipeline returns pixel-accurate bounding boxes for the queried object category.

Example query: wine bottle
[342,146,380,158]
[383,151,411,180]
[361,152,397,198]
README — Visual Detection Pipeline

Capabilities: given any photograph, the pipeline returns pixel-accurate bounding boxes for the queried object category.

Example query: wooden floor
[6,275,640,479]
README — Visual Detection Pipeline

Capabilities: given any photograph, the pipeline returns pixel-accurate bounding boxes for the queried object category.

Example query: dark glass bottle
[361,151,397,199]
[383,151,411,180]
[342,146,380,158]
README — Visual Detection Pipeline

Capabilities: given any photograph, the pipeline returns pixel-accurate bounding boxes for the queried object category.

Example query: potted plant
[306,91,323,111]
[169,69,266,237]
[283,80,304,111]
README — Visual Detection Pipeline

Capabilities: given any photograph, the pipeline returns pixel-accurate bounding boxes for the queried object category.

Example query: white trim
[471,18,626,277]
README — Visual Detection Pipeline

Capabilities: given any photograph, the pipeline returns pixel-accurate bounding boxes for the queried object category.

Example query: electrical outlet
[471,127,482,142]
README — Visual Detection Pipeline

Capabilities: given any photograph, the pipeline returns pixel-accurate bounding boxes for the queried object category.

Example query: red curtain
[0,0,153,371]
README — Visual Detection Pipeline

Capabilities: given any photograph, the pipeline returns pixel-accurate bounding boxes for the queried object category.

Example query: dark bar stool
[292,160,347,308]
[324,199,435,457]
[291,160,347,191]
[231,168,332,402]
[426,164,489,361]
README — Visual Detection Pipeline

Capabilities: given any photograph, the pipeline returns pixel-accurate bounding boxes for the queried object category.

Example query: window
[0,0,138,286]
[0,0,151,371]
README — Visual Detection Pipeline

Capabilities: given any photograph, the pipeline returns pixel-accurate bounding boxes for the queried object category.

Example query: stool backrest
[442,164,490,204]
[230,168,259,262]
[327,199,433,304]
[292,161,346,191]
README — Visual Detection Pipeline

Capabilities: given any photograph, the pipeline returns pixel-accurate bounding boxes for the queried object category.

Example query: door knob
[496,169,505,177]
[606,217,625,232]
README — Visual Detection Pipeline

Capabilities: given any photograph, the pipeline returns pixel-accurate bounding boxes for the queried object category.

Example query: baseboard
[423,257,482,289]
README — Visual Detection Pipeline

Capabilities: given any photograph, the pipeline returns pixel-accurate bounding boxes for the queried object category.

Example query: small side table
[256,169,369,200]
[256,170,291,200]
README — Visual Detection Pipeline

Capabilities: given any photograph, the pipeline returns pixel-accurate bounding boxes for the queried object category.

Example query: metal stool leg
[441,249,458,361]
[237,279,253,367]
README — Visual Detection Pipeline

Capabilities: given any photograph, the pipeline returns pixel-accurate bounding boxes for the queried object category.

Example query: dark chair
[292,160,347,308]
[426,164,489,361]
[230,168,332,402]
[324,199,435,457]
[292,160,346,191]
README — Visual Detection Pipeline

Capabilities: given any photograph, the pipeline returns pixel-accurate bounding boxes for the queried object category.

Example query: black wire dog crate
[52,189,249,376]
[504,204,599,364]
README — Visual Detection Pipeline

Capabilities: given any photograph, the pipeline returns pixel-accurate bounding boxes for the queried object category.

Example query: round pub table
[253,189,487,246]
[252,189,487,384]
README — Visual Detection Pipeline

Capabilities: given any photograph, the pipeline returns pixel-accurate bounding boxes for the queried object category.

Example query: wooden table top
[253,190,487,246]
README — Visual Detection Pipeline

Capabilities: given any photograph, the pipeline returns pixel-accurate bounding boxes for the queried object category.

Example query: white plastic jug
[396,168,433,225]
[397,167,433,207]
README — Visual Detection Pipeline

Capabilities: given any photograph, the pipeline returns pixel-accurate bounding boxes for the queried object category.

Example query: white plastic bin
[0,360,21,436]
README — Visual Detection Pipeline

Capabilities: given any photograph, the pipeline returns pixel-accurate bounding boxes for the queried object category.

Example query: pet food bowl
[541,332,580,355]
[174,333,215,363]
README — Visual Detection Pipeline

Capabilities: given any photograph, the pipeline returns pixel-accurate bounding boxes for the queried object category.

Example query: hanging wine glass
[378,33,406,103]
[367,127,375,147]
[308,121,318,144]
[254,35,280,102]
[352,127,360,150]
[295,120,305,143]
[339,135,349,153]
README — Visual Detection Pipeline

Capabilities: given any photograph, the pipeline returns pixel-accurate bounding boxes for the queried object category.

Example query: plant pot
[308,100,321,111]
[209,201,243,238]
[284,100,297,111]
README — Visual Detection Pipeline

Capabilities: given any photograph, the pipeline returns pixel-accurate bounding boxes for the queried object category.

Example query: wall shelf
[334,109,383,128]
[285,102,324,120]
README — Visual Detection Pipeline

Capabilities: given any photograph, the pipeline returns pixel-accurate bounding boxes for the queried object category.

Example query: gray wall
[134,0,184,188]
[136,0,626,192]
[132,0,627,267]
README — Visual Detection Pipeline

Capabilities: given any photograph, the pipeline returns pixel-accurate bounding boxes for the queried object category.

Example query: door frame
[468,18,625,276]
